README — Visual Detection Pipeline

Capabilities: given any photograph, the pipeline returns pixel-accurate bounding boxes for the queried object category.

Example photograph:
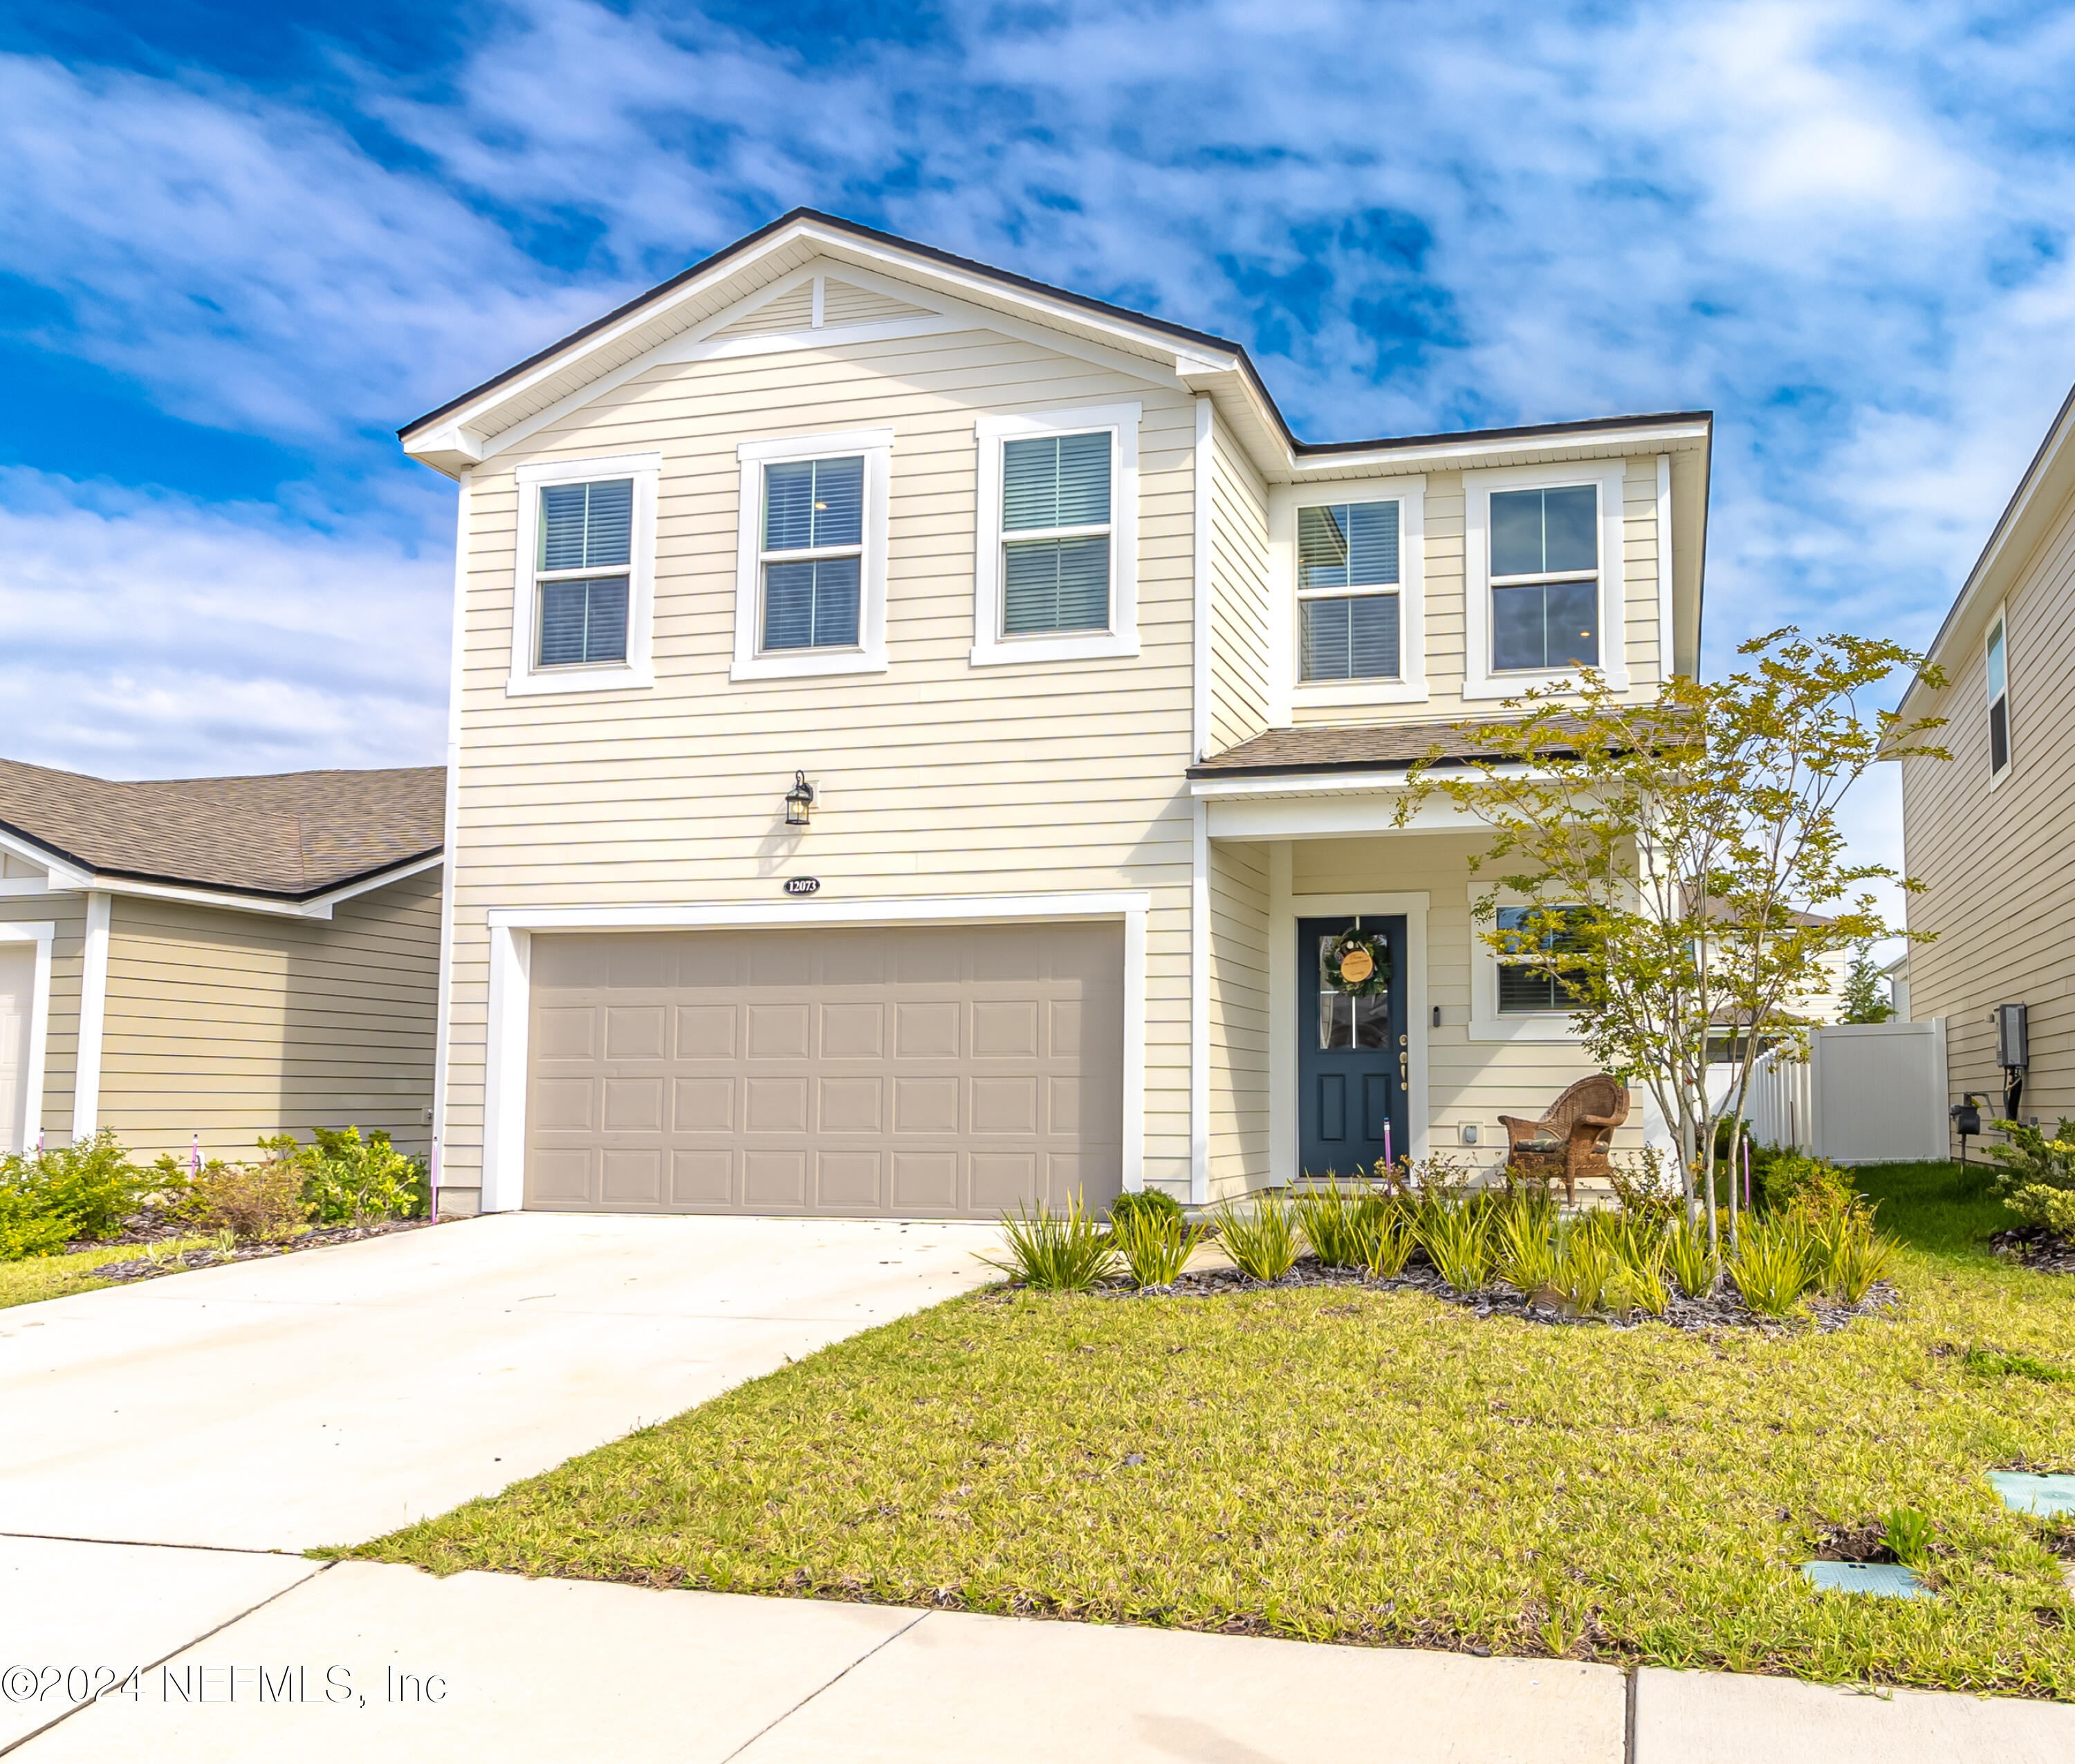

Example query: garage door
[524,922,1124,1217]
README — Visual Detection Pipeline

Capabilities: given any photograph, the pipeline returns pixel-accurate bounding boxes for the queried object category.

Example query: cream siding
[1902,476,2075,1133]
[1208,838,1271,1192]
[710,282,815,340]
[1291,835,1644,1166]
[820,279,930,326]
[0,893,85,1144]
[443,322,1202,1211]
[91,869,442,1160]
[1207,416,1273,752]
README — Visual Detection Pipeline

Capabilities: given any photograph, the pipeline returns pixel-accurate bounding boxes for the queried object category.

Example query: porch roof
[1187,719,1536,779]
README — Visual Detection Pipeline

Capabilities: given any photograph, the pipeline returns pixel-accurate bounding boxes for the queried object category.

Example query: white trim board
[0,920,53,1154]
[475,891,1154,1214]
[1269,888,1430,1186]
[70,891,110,1142]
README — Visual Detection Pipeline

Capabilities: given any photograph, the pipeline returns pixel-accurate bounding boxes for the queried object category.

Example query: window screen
[1000,431,1112,635]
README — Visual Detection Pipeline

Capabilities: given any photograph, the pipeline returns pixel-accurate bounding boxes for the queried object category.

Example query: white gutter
[1189,395,1215,1207]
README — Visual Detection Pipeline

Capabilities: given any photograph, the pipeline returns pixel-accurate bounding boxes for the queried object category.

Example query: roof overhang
[1900,380,2075,724]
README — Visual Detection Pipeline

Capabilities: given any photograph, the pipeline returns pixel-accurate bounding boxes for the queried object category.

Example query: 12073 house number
[783,878,820,895]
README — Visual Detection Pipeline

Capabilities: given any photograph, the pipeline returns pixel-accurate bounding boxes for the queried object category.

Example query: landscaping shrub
[1107,1189,1183,1234]
[1291,1180,1376,1269]
[1665,1215,1717,1299]
[1414,1196,1494,1294]
[1110,1207,1204,1288]
[1605,1146,1682,1228]
[1550,1223,1617,1312]
[1726,1216,1814,1318]
[1358,1207,1415,1278]
[1492,1196,1559,1296]
[192,1158,312,1243]
[1805,1209,1899,1304]
[1980,1118,2075,1236]
[262,1127,428,1225]
[987,1196,1116,1291]
[1214,1192,1301,1282]
[1757,1151,1855,1220]
[0,1130,160,1259]
[0,1185,77,1261]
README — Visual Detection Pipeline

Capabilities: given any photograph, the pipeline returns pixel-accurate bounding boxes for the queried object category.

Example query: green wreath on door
[1324,927,1392,998]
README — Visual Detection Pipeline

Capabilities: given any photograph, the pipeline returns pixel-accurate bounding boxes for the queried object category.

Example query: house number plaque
[783,877,820,896]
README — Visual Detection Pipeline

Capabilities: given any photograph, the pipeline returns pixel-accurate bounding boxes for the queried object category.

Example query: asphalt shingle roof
[0,760,445,900]
[1187,720,1538,778]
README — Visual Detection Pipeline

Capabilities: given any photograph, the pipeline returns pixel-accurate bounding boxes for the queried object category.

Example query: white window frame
[1463,459,1630,700]
[972,403,1139,667]
[1467,885,1587,1043]
[508,452,661,697]
[1268,476,1427,713]
[1985,604,2011,789]
[732,428,894,681]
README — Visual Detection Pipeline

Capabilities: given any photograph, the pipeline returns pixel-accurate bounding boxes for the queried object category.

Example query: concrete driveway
[0,1212,996,1552]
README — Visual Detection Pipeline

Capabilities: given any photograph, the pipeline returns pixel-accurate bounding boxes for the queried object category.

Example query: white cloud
[0,470,449,778]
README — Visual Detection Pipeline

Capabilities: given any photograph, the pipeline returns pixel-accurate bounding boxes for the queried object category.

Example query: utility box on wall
[1996,1003,2029,1071]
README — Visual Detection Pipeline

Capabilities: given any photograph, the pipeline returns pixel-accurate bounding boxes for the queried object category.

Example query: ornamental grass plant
[1291,1179,1376,1270]
[986,1196,1116,1292]
[1358,1205,1416,1278]
[1726,1215,1816,1319]
[1666,1216,1718,1299]
[1414,1196,1495,1294]
[1214,1191,1302,1282]
[1492,1197,1560,1297]
[1111,1207,1204,1289]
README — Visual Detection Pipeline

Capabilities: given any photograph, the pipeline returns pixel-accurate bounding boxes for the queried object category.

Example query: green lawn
[0,1240,203,1310]
[340,1162,2075,1697]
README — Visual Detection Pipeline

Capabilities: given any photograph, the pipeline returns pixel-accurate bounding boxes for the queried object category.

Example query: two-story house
[401,210,1710,1218]
[1899,380,2075,1135]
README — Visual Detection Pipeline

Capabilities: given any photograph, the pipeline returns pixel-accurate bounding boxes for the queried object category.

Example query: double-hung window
[535,479,632,668]
[1298,499,1401,680]
[972,405,1138,666]
[1495,904,1590,1014]
[1489,484,1600,673]
[510,452,658,694]
[732,429,892,680]
[759,456,863,652]
[1986,611,2011,781]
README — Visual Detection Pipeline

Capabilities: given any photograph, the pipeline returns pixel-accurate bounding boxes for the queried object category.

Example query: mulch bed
[1076,1252,1897,1334]
[83,1218,437,1284]
[1991,1225,2075,1275]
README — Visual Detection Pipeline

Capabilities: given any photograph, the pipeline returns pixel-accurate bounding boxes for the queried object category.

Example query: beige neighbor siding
[1903,479,2075,1137]
[1292,835,1644,1171]
[1208,414,1273,753]
[442,310,1201,1212]
[94,868,441,1161]
[1290,458,1666,725]
[0,892,87,1144]
[1208,839,1271,1191]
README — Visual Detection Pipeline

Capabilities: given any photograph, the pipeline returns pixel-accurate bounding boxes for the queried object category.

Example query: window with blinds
[537,479,632,667]
[1000,430,1112,635]
[1296,499,1401,681]
[1489,483,1598,673]
[1495,904,1589,1013]
[760,456,865,651]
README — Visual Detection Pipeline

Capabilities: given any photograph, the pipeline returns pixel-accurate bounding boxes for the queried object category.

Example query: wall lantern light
[784,770,816,827]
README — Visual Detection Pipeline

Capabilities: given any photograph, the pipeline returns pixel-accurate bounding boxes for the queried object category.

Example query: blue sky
[6,0,2075,893]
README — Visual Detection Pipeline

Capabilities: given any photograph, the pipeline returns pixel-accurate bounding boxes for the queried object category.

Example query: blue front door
[1297,915,1407,1180]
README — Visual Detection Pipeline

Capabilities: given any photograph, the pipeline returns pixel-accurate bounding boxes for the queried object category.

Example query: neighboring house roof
[1186,720,1539,777]
[0,760,445,903]
[1901,377,2075,721]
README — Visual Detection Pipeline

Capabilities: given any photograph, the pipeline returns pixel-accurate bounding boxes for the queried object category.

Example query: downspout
[69,890,111,1145]
[427,470,471,1220]
[1189,394,1215,1207]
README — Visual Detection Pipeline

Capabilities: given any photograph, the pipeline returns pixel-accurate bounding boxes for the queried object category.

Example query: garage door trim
[477,891,1150,1211]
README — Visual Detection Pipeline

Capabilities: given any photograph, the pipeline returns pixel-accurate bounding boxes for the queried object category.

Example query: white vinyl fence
[1741,1019,1948,1164]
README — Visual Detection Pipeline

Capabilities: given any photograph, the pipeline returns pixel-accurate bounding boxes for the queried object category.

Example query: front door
[1297,915,1407,1180]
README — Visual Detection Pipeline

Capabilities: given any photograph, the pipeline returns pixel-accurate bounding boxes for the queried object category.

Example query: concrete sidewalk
[6,1551,2072,1762]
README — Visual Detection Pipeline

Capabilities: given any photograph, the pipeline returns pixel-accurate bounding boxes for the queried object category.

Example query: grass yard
[340,1160,2075,1697]
[0,1240,207,1310]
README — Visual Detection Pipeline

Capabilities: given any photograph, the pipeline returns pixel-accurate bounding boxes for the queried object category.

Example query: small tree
[1400,628,1947,1252]
[1839,943,1897,1023]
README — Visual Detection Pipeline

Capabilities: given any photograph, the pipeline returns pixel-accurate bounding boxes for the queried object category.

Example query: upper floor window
[732,428,892,681]
[972,404,1140,667]
[508,452,659,697]
[760,455,864,652]
[1298,499,1401,681]
[536,479,632,667]
[1002,432,1112,635]
[1986,611,2010,781]
[1490,484,1598,672]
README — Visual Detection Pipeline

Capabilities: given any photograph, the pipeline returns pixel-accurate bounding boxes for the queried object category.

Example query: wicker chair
[1498,1075,1631,1205]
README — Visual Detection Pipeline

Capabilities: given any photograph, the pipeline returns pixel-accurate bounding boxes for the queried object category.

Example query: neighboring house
[402,208,1710,1219]
[0,761,444,1160]
[1881,949,1910,1022]
[1899,380,2075,1135]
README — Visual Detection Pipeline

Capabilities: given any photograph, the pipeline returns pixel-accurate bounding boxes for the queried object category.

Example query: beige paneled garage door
[524,922,1123,1217]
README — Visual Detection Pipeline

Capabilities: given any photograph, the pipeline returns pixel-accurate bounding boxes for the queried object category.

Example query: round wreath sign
[1325,927,1392,997]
